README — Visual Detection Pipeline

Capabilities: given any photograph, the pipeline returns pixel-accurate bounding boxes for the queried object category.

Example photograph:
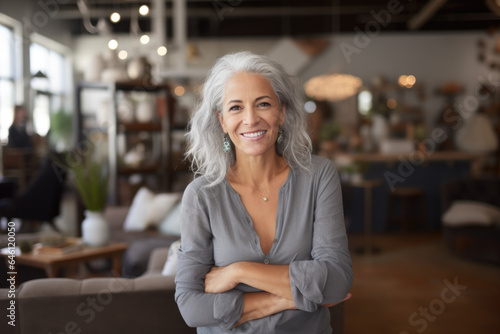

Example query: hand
[204,264,239,293]
[322,292,352,308]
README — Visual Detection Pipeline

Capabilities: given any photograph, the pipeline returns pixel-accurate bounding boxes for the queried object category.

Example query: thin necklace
[261,163,285,202]
[230,161,286,202]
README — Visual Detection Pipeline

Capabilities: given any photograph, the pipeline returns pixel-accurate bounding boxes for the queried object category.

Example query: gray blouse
[175,156,353,334]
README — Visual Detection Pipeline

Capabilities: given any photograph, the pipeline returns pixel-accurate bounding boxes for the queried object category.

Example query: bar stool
[386,187,427,232]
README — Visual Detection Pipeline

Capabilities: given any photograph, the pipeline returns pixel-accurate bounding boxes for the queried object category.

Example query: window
[0,23,16,142]
[30,37,72,140]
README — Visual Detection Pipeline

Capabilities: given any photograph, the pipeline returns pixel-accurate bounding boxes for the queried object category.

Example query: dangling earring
[222,133,231,153]
[277,126,284,144]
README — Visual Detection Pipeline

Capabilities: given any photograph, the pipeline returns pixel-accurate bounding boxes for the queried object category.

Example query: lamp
[304,73,362,102]
[303,1,362,102]
[31,70,48,79]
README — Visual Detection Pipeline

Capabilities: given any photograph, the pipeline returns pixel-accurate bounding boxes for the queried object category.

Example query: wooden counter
[334,151,484,177]
[334,151,485,232]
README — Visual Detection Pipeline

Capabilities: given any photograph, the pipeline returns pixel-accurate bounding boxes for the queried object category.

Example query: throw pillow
[162,239,181,276]
[123,187,155,231]
[159,201,182,236]
[145,193,182,229]
[442,200,500,227]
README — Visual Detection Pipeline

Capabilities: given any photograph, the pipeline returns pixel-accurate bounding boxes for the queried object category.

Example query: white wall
[72,30,493,129]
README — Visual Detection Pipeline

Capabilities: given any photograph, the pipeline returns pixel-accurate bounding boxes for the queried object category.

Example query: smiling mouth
[241,130,266,138]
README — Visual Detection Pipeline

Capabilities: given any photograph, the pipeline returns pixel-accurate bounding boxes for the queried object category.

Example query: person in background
[8,105,32,148]
[175,51,352,333]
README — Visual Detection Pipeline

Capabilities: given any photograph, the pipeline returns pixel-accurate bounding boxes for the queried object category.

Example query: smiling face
[218,72,285,160]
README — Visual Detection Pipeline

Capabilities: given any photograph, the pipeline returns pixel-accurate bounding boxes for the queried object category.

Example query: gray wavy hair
[186,51,312,186]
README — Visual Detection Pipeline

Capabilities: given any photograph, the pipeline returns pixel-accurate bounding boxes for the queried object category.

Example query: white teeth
[242,130,265,138]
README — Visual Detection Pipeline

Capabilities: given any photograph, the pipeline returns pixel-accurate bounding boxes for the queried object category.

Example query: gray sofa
[0,247,345,334]
[0,247,194,334]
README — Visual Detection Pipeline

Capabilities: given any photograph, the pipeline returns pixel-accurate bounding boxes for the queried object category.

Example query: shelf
[115,80,169,92]
[118,165,163,175]
[118,122,162,132]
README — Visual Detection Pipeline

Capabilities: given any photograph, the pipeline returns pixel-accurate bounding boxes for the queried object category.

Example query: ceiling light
[110,12,120,23]
[108,39,118,50]
[140,34,150,45]
[304,74,363,102]
[118,50,128,60]
[157,46,168,56]
[139,5,149,16]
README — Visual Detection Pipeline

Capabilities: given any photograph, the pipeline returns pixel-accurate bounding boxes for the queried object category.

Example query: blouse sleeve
[174,182,244,329]
[289,160,353,312]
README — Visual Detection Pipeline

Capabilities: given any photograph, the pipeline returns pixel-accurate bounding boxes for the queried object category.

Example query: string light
[139,5,149,16]
[118,50,128,60]
[108,39,118,50]
[398,74,416,88]
[174,86,185,97]
[157,46,168,56]
[140,34,150,45]
[387,98,397,109]
[110,12,121,23]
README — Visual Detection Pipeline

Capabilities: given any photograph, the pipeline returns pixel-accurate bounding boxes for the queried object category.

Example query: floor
[345,232,500,334]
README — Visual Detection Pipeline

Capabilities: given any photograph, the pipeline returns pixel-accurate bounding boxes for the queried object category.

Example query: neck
[229,153,284,188]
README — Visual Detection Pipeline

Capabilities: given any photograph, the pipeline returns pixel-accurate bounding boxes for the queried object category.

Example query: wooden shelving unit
[75,81,175,205]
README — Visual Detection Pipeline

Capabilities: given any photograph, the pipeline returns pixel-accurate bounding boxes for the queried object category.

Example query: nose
[243,106,259,126]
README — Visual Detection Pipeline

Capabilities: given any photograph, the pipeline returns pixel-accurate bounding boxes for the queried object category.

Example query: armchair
[0,157,65,233]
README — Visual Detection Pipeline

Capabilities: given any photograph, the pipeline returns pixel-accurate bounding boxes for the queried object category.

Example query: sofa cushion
[146,193,182,229]
[442,200,500,227]
[123,187,155,231]
[162,239,181,276]
[123,187,182,231]
[159,201,182,236]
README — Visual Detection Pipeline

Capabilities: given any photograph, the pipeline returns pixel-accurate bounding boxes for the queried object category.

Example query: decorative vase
[136,96,156,122]
[127,56,152,81]
[81,210,110,247]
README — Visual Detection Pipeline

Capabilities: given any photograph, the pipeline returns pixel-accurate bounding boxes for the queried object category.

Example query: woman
[175,51,352,333]
[8,105,32,148]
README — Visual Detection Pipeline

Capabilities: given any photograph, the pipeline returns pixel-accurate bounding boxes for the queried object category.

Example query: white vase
[82,210,110,247]
[136,98,155,122]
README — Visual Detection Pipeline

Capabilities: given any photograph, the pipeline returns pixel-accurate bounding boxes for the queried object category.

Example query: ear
[279,103,286,126]
[216,110,227,133]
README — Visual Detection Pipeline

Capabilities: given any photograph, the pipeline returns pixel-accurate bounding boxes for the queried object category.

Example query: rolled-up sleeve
[289,160,353,312]
[175,182,244,329]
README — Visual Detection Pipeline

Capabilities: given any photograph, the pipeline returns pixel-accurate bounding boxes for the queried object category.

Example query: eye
[228,105,241,111]
[258,102,271,108]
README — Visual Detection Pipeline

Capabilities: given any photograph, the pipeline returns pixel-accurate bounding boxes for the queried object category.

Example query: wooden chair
[386,187,428,232]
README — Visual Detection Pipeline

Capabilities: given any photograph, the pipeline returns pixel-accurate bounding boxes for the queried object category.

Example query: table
[350,179,382,254]
[1,242,128,278]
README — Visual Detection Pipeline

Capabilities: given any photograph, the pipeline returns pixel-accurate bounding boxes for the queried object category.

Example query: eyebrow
[226,96,272,105]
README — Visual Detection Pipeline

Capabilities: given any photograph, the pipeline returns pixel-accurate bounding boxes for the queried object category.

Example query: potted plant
[49,109,73,152]
[56,147,110,246]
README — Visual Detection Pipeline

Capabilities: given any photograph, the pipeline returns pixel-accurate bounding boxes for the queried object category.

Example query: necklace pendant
[262,197,268,202]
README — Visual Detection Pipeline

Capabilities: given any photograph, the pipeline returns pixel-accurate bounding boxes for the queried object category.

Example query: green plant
[50,109,73,150]
[72,154,109,212]
[53,148,109,212]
